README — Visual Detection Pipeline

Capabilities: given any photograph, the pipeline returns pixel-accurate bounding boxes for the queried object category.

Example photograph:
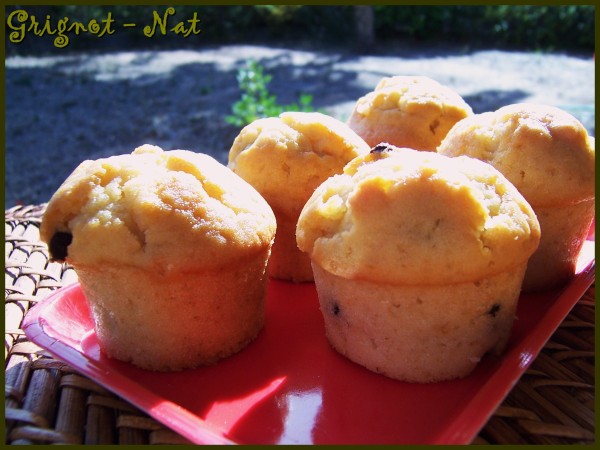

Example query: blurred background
[4,5,595,207]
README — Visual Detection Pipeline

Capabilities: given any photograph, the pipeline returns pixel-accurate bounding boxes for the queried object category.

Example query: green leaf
[225,59,317,127]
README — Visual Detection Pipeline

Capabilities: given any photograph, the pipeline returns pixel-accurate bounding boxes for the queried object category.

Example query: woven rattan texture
[5,204,595,445]
[5,205,191,445]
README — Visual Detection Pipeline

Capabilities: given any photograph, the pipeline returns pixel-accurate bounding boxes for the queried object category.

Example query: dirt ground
[4,44,595,207]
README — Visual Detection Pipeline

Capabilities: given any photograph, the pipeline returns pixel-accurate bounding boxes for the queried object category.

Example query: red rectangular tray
[23,239,595,444]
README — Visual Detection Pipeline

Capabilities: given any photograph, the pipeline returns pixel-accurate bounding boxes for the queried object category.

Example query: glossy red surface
[23,240,595,445]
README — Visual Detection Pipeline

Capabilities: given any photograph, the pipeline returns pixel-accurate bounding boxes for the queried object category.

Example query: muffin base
[523,198,595,292]
[268,215,314,283]
[312,262,527,383]
[75,249,271,371]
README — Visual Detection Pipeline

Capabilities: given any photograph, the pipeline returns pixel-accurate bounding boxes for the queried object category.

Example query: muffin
[437,103,595,292]
[40,144,276,371]
[347,75,473,151]
[228,111,370,282]
[296,145,540,383]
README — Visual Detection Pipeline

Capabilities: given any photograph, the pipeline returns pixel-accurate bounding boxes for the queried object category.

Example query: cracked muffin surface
[347,76,473,151]
[228,111,370,219]
[228,111,370,282]
[297,145,540,285]
[296,145,541,382]
[437,103,595,207]
[437,102,595,291]
[41,144,276,271]
[39,144,276,371]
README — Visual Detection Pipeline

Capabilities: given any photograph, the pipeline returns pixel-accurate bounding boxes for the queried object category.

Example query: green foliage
[254,5,303,24]
[225,60,317,127]
[482,5,595,51]
[8,5,594,54]
[374,5,594,51]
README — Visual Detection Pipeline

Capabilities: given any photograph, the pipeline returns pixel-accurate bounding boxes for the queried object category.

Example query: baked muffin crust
[297,146,540,285]
[41,144,276,271]
[228,111,370,282]
[347,76,473,151]
[437,103,595,207]
[228,112,370,219]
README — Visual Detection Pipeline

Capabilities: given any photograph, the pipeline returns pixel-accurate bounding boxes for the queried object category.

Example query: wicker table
[5,204,595,445]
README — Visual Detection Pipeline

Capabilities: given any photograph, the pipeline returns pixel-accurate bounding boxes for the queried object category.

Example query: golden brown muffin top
[296,145,540,285]
[437,103,595,207]
[227,112,370,219]
[347,76,473,150]
[40,145,276,271]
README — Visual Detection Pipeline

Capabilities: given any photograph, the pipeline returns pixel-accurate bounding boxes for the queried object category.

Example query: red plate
[23,239,595,445]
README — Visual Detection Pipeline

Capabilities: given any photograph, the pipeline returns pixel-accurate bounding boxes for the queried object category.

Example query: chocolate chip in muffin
[370,143,393,154]
[487,303,501,318]
[331,301,341,316]
[429,118,440,135]
[49,231,72,261]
